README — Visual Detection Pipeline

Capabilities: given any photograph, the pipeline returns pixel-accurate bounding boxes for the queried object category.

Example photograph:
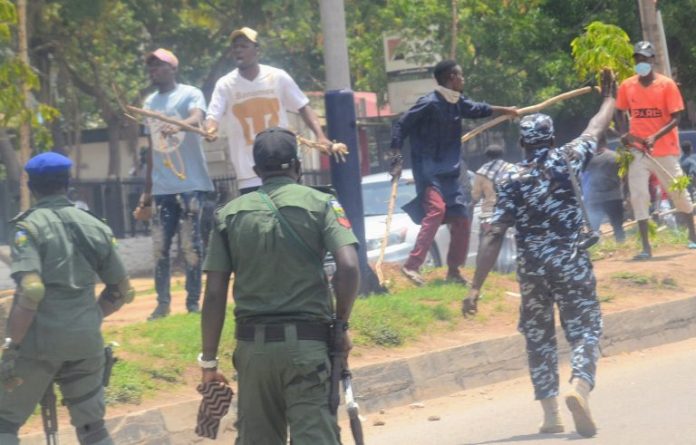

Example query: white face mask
[635,62,652,77]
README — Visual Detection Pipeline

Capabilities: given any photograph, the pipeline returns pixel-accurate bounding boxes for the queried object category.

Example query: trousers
[233,324,340,445]
[404,186,471,271]
[0,353,112,444]
[517,253,603,400]
[152,191,206,307]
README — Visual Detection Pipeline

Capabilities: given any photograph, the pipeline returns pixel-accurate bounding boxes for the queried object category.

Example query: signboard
[384,32,441,113]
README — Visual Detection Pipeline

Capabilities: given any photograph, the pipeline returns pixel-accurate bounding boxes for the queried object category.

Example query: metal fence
[0,170,332,244]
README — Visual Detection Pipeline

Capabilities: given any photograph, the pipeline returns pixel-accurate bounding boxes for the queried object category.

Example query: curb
[19,296,696,444]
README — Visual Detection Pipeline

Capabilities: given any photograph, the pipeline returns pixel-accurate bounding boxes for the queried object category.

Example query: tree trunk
[106,120,121,178]
[0,128,21,183]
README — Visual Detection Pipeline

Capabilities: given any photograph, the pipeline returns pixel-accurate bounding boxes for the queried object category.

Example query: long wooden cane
[461,86,598,144]
[126,105,209,137]
[375,176,400,285]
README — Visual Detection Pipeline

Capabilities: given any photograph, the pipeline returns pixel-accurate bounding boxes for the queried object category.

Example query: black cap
[633,41,655,58]
[253,127,299,171]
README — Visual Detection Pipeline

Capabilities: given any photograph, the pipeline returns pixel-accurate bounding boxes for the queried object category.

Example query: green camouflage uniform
[0,195,127,445]
[204,176,357,445]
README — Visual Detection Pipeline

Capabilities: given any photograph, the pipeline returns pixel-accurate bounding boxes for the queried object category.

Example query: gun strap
[51,208,100,267]
[256,190,323,269]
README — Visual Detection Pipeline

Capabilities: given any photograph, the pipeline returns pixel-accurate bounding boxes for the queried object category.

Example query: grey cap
[253,127,299,171]
[633,41,655,58]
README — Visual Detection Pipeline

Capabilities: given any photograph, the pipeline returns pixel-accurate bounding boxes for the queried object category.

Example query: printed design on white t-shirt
[231,96,281,145]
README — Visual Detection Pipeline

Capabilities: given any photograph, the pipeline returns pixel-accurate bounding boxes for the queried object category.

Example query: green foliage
[668,175,691,193]
[615,146,634,178]
[571,21,634,83]
[0,0,16,41]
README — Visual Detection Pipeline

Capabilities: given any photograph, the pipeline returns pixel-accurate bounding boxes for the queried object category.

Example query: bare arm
[298,105,331,145]
[332,244,360,323]
[201,271,231,361]
[5,303,36,345]
[143,136,153,198]
[490,105,519,117]
[582,69,617,140]
[644,112,681,148]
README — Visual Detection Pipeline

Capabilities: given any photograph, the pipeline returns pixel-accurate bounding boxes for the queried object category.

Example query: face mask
[635,62,652,77]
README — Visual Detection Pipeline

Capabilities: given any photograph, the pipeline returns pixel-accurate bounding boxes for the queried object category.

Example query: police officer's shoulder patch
[14,229,29,248]
[329,199,351,228]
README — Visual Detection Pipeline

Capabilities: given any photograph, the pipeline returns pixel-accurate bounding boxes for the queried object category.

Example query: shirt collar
[35,194,73,208]
[261,176,296,189]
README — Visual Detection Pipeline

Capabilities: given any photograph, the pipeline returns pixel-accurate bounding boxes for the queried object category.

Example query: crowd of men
[1,27,695,444]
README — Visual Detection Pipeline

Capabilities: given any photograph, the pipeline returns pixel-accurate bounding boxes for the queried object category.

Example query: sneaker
[148,304,171,321]
[632,251,652,261]
[401,266,425,286]
[446,270,468,285]
[187,303,200,314]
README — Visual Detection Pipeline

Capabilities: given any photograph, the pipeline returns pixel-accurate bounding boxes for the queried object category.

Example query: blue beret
[24,152,73,177]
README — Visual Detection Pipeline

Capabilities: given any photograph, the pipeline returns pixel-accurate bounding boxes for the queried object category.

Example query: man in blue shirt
[135,48,215,320]
[389,60,517,285]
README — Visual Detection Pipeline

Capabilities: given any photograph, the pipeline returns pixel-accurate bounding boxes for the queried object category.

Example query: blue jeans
[152,191,206,307]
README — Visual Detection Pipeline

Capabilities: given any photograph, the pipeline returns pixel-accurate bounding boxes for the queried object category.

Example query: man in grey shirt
[582,134,625,242]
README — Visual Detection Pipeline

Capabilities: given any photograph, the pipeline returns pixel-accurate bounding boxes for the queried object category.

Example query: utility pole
[637,0,671,77]
[319,0,377,294]
[17,0,31,210]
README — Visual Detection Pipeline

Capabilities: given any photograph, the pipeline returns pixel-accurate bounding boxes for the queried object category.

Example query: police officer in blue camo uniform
[463,70,616,439]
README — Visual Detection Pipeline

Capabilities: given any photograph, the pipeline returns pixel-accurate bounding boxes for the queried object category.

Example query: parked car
[324,169,517,277]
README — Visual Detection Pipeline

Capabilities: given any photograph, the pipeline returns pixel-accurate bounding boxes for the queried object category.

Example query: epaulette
[9,208,35,224]
[77,207,108,224]
[310,185,337,197]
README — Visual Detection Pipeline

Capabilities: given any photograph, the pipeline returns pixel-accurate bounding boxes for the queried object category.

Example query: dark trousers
[587,199,625,242]
[153,191,206,307]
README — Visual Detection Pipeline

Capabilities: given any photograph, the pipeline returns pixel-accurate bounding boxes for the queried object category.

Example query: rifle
[40,383,58,445]
[561,149,599,249]
[40,346,116,445]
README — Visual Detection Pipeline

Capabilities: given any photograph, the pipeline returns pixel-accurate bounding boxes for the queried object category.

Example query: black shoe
[148,304,171,321]
[446,271,468,285]
[186,303,200,314]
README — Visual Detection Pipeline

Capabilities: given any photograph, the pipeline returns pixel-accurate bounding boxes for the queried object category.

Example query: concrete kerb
[19,296,696,444]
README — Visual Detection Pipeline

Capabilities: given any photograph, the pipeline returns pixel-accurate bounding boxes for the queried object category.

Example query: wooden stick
[599,203,695,237]
[461,86,598,144]
[375,177,400,285]
[126,105,208,137]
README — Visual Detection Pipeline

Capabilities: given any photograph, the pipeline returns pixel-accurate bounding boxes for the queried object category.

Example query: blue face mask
[635,62,652,77]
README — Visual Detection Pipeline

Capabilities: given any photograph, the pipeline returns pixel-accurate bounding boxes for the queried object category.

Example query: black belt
[235,323,330,342]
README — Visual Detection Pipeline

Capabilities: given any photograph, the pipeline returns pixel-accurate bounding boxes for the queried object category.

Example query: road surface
[348,337,696,445]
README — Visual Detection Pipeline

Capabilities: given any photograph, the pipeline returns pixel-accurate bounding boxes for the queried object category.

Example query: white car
[359,169,517,273]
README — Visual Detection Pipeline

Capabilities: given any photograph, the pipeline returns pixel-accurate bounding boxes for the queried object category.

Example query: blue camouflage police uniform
[491,114,603,400]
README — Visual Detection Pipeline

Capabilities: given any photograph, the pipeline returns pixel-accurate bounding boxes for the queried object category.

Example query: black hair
[433,60,458,86]
[484,144,504,160]
[28,174,69,196]
[682,140,693,155]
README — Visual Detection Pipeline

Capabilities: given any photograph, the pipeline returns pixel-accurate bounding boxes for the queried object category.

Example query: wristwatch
[197,353,218,369]
[2,338,19,351]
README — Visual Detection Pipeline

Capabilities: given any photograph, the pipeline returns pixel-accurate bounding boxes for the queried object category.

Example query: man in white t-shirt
[204,27,330,194]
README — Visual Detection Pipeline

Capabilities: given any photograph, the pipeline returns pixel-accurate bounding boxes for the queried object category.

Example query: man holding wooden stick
[389,59,517,286]
[464,69,616,438]
[135,48,215,320]
[617,40,696,259]
[204,27,330,195]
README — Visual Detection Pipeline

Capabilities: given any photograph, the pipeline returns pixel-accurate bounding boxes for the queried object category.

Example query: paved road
[356,338,696,445]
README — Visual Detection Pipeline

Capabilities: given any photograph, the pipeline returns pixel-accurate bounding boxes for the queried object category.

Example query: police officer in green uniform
[200,127,360,445]
[0,153,134,445]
